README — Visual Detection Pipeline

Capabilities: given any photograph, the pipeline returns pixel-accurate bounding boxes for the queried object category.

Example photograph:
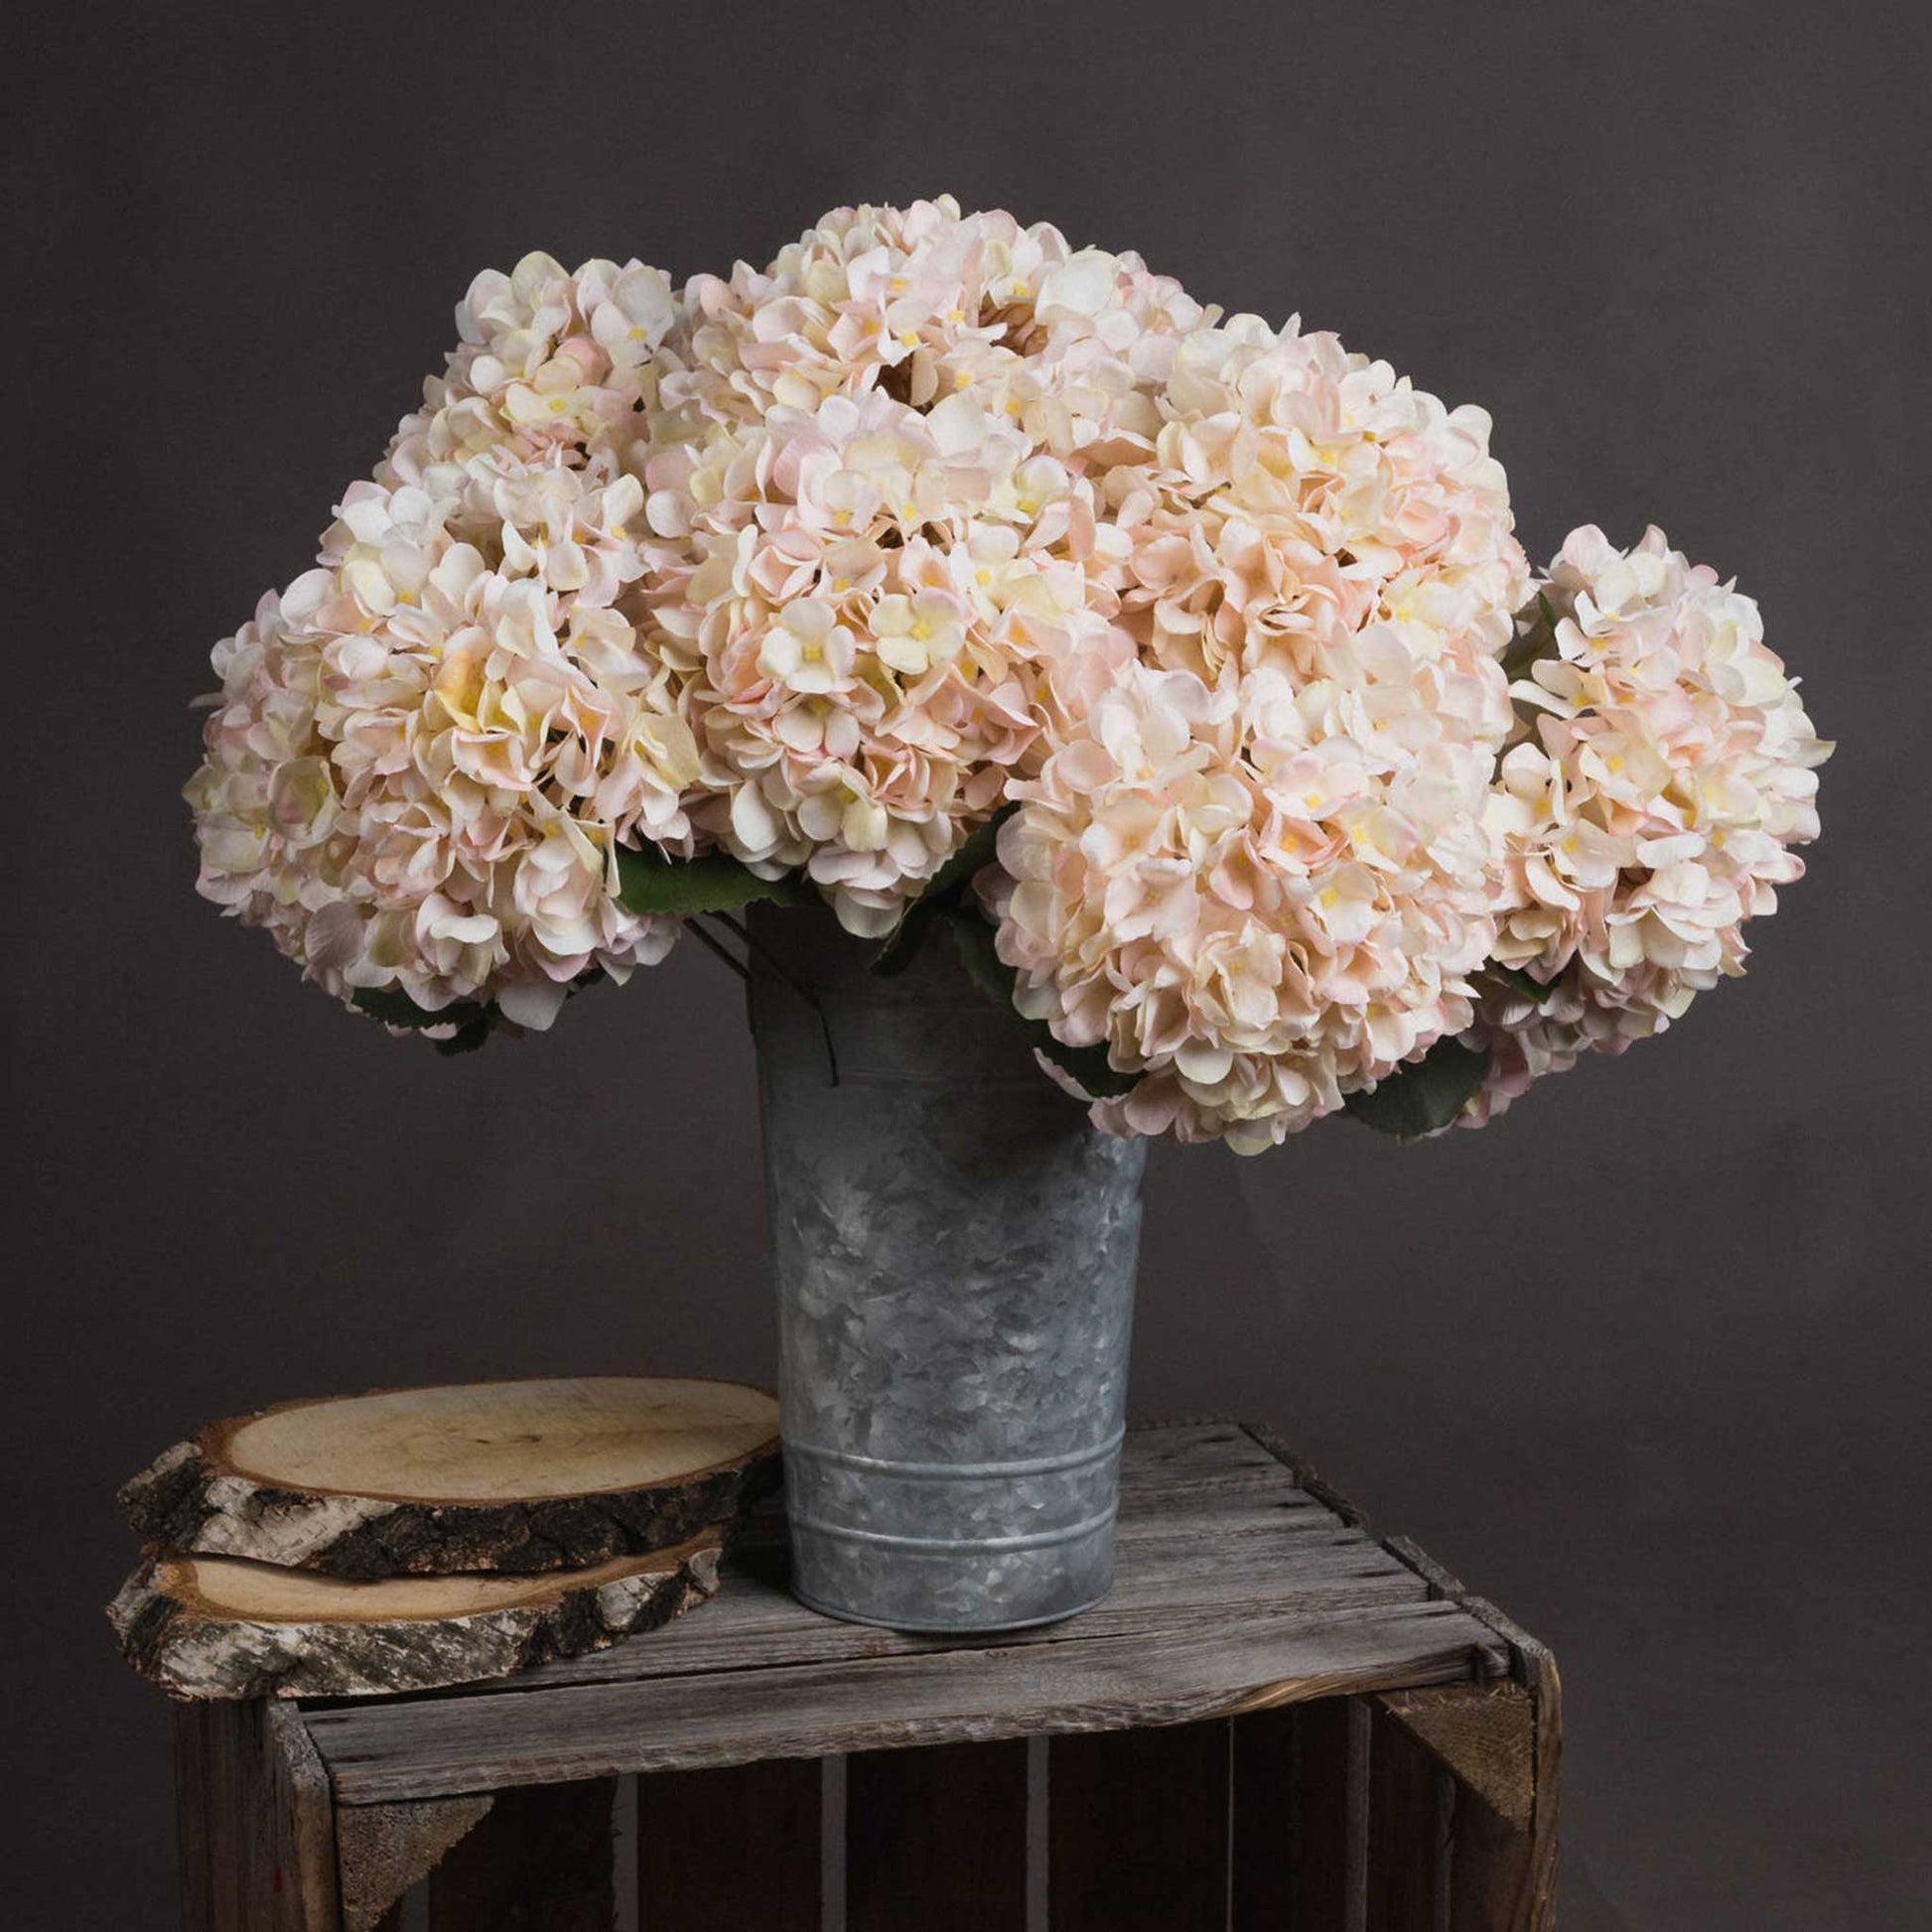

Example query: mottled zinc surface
[750,905,1147,1632]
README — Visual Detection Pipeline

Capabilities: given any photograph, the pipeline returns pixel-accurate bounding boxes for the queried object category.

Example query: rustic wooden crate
[175,1421,1559,1930]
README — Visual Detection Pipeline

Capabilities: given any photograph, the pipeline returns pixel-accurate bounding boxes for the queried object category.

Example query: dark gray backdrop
[13,3,1929,1925]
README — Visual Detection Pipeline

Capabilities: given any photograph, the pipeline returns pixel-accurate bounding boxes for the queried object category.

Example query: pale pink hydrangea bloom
[991,658,1506,1153]
[189,251,704,1032]
[640,387,1140,932]
[672,197,1206,447]
[986,310,1531,1150]
[186,456,698,1032]
[641,200,1209,933]
[1101,317,1528,691]
[380,251,685,501]
[1456,524,1830,1124]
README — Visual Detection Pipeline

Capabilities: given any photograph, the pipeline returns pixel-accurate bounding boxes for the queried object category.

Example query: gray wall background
[13,3,1929,1924]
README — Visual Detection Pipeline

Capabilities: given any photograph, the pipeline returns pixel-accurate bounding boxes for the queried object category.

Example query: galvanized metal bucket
[748,903,1146,1632]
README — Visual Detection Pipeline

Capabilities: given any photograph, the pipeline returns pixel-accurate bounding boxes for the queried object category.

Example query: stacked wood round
[110,1377,781,1698]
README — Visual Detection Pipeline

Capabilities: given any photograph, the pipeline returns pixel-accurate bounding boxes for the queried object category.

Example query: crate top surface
[302,1420,1514,1806]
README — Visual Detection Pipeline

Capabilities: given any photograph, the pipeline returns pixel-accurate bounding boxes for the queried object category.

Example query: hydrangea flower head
[638,199,1210,933]
[1456,524,1830,1123]
[187,255,700,1034]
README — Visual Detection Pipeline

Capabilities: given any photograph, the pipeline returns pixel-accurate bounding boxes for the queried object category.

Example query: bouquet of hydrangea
[187,199,1829,1148]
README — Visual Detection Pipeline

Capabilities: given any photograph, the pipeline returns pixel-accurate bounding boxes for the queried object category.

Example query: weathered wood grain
[423,1779,617,1929]
[504,1549,1430,1697]
[176,1423,1558,1932]
[338,1795,492,1932]
[1119,1422,1295,1496]
[500,1489,1422,1698]
[637,1759,821,1932]
[176,1700,342,1932]
[1378,1683,1534,1831]
[1284,1696,1367,1931]
[1048,1720,1230,1931]
[849,1740,1027,1930]
[123,1376,779,1578]
[1366,1701,1450,1931]
[309,1596,1504,1804]
[1381,1537,1561,1932]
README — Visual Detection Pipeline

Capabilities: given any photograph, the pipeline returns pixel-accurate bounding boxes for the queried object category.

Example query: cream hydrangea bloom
[640,386,1142,932]
[1456,524,1830,1123]
[189,251,706,1034]
[380,250,684,499]
[187,456,700,1032]
[986,309,1531,1150]
[990,657,1506,1153]
[188,212,1826,1110]
[639,200,1210,933]
[672,197,1206,451]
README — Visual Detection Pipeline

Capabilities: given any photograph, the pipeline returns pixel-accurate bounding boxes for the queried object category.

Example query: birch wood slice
[119,1376,779,1580]
[110,1530,726,1700]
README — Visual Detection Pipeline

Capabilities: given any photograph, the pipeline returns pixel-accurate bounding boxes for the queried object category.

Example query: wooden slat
[1231,1708,1295,1928]
[265,1707,342,1932]
[424,1779,616,1930]
[499,1541,1422,1698]
[311,1598,1506,1804]
[1048,1721,1230,1931]
[1286,1698,1367,1931]
[638,1759,820,1932]
[177,1701,341,1932]
[1444,1661,1560,1931]
[338,1796,492,1932]
[497,1490,1374,1697]
[175,1701,217,1932]
[848,1740,1027,1930]
[1366,1703,1449,1931]
[1377,1684,1534,1832]
[1120,1422,1295,1495]
[1379,1540,1561,1932]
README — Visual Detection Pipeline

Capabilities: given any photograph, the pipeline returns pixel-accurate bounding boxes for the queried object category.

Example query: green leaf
[1342,1035,1491,1142]
[615,846,811,917]
[944,901,1017,1005]
[872,803,1020,978]
[1484,962,1558,1006]
[431,1013,494,1055]
[351,987,490,1034]
[945,905,1142,1101]
[1500,591,1562,685]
